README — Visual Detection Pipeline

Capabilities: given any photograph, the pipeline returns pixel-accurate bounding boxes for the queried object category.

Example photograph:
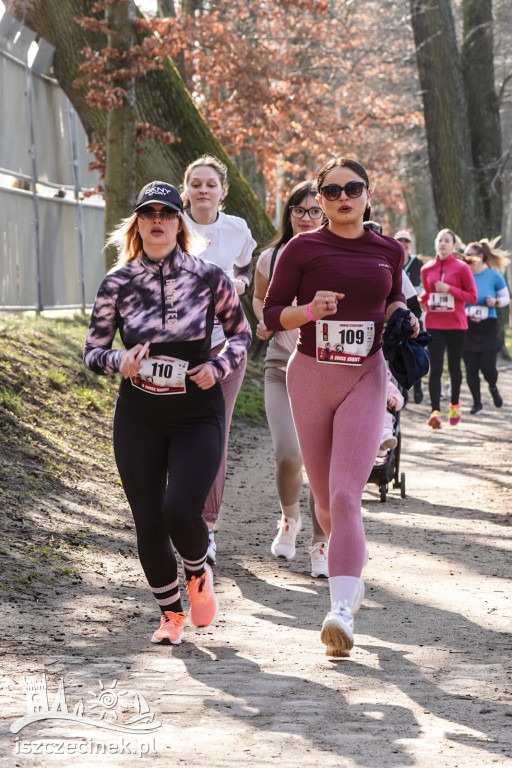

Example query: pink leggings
[287,349,387,578]
[202,350,247,526]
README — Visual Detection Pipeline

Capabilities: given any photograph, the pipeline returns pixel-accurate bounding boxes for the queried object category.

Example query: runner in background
[462,239,510,414]
[420,228,477,429]
[84,181,251,646]
[394,229,424,404]
[253,180,329,578]
[263,157,418,656]
[182,156,256,566]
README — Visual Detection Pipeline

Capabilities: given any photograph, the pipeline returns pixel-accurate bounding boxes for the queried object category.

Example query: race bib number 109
[316,321,374,366]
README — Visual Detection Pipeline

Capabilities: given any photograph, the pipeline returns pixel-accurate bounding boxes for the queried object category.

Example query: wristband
[306,302,317,322]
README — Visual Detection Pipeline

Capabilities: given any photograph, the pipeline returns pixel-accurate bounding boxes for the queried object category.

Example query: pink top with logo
[420,253,478,330]
[263,226,405,359]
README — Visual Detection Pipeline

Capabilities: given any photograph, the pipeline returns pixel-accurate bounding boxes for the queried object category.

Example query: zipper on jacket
[158,263,166,328]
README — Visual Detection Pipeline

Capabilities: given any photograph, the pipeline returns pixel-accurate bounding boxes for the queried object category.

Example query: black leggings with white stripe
[113,384,225,596]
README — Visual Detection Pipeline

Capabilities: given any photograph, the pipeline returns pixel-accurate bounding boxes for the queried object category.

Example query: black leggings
[427,328,466,411]
[113,388,225,590]
[463,350,498,404]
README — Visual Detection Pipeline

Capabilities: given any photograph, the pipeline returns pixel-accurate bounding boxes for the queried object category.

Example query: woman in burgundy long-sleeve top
[264,157,418,657]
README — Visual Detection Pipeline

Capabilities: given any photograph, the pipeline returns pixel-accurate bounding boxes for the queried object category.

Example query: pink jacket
[420,254,477,330]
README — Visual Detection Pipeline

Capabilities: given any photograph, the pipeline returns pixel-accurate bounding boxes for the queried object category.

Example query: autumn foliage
[73,0,424,221]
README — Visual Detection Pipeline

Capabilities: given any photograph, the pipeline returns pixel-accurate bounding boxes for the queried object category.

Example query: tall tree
[462,0,503,236]
[103,0,137,267]
[410,0,504,240]
[5,0,275,254]
[410,0,480,238]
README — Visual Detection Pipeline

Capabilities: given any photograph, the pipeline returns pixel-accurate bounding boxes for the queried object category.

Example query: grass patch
[233,351,265,423]
[0,385,23,415]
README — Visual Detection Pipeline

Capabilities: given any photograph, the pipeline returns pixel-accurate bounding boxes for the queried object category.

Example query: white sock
[329,575,360,607]
[280,503,300,521]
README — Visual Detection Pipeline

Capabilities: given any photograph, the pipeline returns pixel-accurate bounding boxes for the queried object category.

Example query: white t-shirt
[186,211,256,347]
[402,270,417,301]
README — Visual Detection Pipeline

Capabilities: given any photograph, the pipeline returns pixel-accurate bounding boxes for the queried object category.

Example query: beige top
[256,245,298,356]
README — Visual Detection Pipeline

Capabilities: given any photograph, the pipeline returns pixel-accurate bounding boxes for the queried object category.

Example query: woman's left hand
[187,362,218,389]
[486,295,498,308]
[434,280,450,293]
[408,312,420,338]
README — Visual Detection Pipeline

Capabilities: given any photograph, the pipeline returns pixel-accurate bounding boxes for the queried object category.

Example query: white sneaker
[352,579,365,615]
[379,427,397,451]
[309,541,328,578]
[321,601,354,653]
[351,546,369,615]
[271,515,302,560]
[206,530,216,566]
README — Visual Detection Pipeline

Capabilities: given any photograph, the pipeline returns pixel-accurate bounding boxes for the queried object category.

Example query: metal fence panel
[0,55,32,178]
[0,15,106,312]
[83,204,107,304]
[0,186,38,308]
[38,196,82,307]
[32,76,75,187]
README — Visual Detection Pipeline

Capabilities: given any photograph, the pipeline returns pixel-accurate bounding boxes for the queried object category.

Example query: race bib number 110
[316,321,374,366]
[131,355,189,395]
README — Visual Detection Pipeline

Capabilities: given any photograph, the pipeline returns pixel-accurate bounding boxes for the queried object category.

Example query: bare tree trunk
[410,0,481,239]
[399,149,438,257]
[103,0,137,269]
[462,0,503,237]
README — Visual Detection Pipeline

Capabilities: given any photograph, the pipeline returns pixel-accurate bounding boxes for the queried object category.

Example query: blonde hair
[435,228,466,256]
[106,211,204,267]
[181,154,228,210]
[466,237,511,274]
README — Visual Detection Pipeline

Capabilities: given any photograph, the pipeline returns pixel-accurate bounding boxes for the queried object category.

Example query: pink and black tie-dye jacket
[83,246,251,380]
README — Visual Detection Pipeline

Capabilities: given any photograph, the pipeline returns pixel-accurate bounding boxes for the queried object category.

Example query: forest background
[4,0,512,273]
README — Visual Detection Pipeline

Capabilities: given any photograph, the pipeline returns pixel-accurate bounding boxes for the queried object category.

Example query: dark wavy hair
[316,157,369,191]
[265,180,319,250]
[316,157,370,220]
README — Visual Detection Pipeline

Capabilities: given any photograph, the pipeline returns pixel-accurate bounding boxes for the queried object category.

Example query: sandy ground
[1,363,512,767]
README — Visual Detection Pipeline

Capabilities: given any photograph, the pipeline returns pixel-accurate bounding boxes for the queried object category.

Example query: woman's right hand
[256,320,273,341]
[309,291,345,320]
[119,341,150,379]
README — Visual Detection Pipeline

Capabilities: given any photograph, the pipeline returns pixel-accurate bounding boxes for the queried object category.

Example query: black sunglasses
[138,207,179,221]
[320,182,367,201]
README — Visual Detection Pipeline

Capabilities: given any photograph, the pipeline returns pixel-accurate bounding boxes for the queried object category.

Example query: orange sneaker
[449,402,461,426]
[428,410,442,429]
[151,611,186,645]
[186,564,218,628]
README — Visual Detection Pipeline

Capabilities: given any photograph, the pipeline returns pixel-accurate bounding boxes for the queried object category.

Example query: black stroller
[367,406,406,502]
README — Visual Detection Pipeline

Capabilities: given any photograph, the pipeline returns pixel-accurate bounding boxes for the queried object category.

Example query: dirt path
[1,364,512,767]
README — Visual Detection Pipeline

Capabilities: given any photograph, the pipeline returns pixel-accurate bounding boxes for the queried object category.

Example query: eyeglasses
[138,208,179,221]
[289,206,324,220]
[319,182,367,201]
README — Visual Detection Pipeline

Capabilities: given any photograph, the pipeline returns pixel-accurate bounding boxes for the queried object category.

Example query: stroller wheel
[400,472,406,499]
[379,482,387,502]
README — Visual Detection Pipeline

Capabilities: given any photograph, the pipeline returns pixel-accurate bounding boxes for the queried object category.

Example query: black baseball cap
[134,181,183,213]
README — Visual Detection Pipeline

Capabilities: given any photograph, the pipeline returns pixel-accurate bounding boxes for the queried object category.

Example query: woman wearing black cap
[84,181,251,646]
